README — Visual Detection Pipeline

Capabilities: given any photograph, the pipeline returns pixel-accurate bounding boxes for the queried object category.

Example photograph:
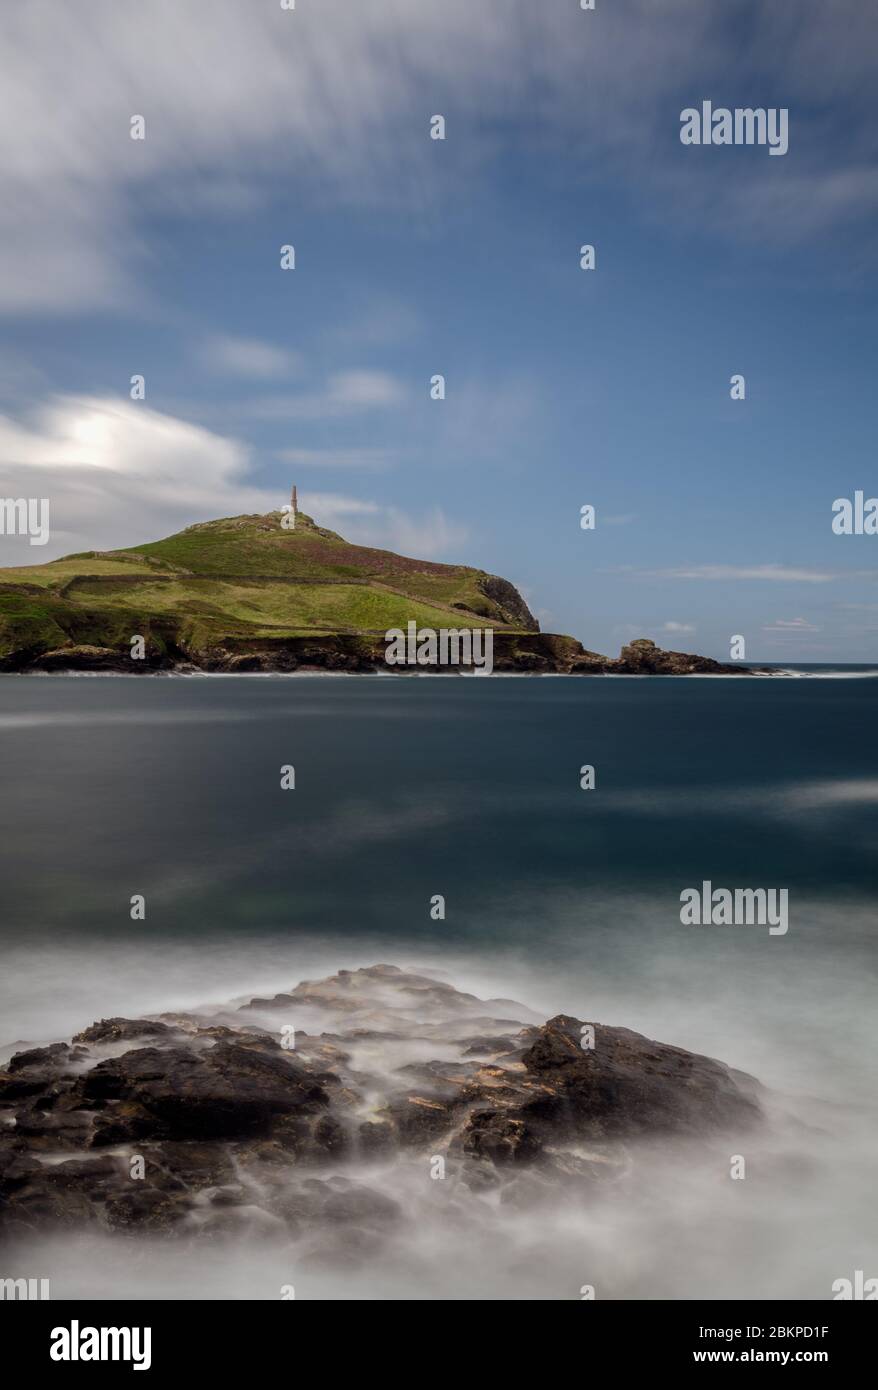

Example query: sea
[1,670,876,1299]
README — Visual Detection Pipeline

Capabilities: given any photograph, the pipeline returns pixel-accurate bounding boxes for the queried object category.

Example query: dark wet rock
[311,1113,349,1157]
[91,1101,157,1146]
[1,1183,100,1231]
[0,964,762,1245]
[73,1018,174,1045]
[194,1026,278,1050]
[41,1155,125,1187]
[518,1014,760,1140]
[207,1185,248,1208]
[460,1035,520,1057]
[8,1042,79,1071]
[13,1107,93,1141]
[358,1120,395,1155]
[148,1141,238,1191]
[293,1037,352,1069]
[0,1149,44,1186]
[79,1042,330,1139]
[104,1187,188,1233]
[0,1070,61,1101]
[29,644,128,672]
[395,1059,476,1088]
[238,994,298,1013]
[10,628,769,676]
[460,1111,542,1165]
[383,1094,456,1146]
[321,1185,401,1227]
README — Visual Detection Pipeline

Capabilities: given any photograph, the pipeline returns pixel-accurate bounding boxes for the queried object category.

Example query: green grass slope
[0,510,539,666]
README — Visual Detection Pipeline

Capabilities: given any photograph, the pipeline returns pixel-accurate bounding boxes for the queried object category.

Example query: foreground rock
[0,965,761,1247]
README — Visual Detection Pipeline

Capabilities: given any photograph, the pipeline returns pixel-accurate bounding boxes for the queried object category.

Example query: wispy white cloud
[276,447,396,471]
[425,372,542,468]
[339,505,468,560]
[293,491,466,558]
[762,617,821,633]
[246,371,406,420]
[4,1,872,314]
[646,564,838,584]
[0,395,463,561]
[662,621,695,634]
[325,296,422,348]
[0,395,271,557]
[198,334,301,380]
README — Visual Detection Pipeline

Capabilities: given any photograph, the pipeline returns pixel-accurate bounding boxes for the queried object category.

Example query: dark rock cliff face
[13,634,758,675]
[0,965,761,1245]
[475,574,539,631]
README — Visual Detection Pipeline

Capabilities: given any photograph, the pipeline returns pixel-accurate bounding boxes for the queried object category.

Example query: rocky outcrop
[0,965,761,1247]
[12,634,760,675]
[27,644,131,672]
[612,637,746,675]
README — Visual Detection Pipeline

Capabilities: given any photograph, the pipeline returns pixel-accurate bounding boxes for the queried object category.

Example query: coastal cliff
[0,511,752,674]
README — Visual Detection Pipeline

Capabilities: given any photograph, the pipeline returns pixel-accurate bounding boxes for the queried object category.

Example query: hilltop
[0,510,748,674]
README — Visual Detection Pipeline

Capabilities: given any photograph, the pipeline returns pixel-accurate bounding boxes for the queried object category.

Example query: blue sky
[0,0,876,660]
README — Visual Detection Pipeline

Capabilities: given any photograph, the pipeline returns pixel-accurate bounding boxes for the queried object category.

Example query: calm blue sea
[0,669,875,1064]
[1,672,875,937]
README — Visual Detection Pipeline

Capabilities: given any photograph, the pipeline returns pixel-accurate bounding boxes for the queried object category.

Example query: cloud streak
[2,1,876,313]
[276,448,397,472]
[198,335,301,380]
[245,371,406,421]
[0,395,463,561]
[639,564,839,584]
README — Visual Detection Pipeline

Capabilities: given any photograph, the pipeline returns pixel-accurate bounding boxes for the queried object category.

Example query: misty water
[1,673,876,1299]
